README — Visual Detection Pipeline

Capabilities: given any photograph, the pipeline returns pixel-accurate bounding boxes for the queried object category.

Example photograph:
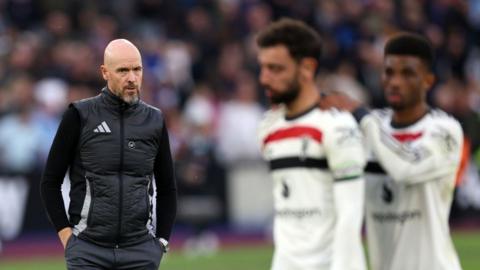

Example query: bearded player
[257,18,367,270]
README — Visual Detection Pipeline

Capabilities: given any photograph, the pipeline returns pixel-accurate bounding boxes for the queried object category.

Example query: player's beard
[269,74,301,106]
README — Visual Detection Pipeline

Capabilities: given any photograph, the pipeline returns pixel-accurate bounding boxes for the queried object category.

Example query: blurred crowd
[1,0,480,250]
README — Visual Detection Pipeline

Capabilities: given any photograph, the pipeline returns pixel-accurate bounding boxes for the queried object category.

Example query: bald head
[101,39,143,104]
[104,39,141,67]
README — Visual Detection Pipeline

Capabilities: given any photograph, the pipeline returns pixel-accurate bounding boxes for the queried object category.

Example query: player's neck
[285,83,319,118]
[391,103,429,127]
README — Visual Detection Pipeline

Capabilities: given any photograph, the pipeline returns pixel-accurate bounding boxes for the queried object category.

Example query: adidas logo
[94,121,111,133]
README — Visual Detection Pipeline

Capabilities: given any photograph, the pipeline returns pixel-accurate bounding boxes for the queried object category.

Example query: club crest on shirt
[382,183,394,203]
[281,179,290,199]
[378,178,397,204]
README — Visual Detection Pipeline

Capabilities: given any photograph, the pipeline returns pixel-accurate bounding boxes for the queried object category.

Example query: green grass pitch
[1,231,479,270]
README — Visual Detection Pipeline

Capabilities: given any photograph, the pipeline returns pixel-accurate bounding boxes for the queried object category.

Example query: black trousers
[65,235,164,270]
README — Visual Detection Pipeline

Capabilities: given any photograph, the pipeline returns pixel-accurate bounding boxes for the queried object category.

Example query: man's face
[258,45,301,105]
[102,52,142,104]
[381,55,433,111]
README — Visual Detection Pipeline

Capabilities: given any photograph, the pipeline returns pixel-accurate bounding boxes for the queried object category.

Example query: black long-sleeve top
[40,106,177,240]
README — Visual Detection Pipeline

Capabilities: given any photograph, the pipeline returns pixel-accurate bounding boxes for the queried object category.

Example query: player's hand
[319,91,360,112]
[58,227,73,249]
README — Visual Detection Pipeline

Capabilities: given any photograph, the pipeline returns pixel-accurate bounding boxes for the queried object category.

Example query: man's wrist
[158,238,169,253]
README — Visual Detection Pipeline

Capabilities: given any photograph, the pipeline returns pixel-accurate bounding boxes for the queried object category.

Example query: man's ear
[300,58,317,81]
[424,72,435,92]
[100,65,109,81]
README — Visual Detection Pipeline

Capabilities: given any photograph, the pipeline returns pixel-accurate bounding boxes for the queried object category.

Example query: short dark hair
[256,18,322,63]
[384,32,434,69]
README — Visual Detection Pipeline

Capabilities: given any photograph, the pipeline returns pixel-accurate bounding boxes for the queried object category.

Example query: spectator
[0,74,43,251]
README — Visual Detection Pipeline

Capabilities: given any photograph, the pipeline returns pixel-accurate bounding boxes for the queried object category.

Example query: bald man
[41,39,177,270]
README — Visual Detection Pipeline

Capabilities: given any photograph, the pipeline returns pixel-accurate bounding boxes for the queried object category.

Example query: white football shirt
[361,108,463,270]
[258,105,367,270]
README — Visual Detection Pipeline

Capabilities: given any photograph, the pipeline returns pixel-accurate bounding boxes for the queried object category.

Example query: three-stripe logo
[93,121,111,133]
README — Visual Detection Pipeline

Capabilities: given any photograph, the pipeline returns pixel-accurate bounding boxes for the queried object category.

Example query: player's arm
[356,109,463,184]
[332,179,366,270]
[40,105,80,248]
[153,121,177,252]
[323,112,367,270]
